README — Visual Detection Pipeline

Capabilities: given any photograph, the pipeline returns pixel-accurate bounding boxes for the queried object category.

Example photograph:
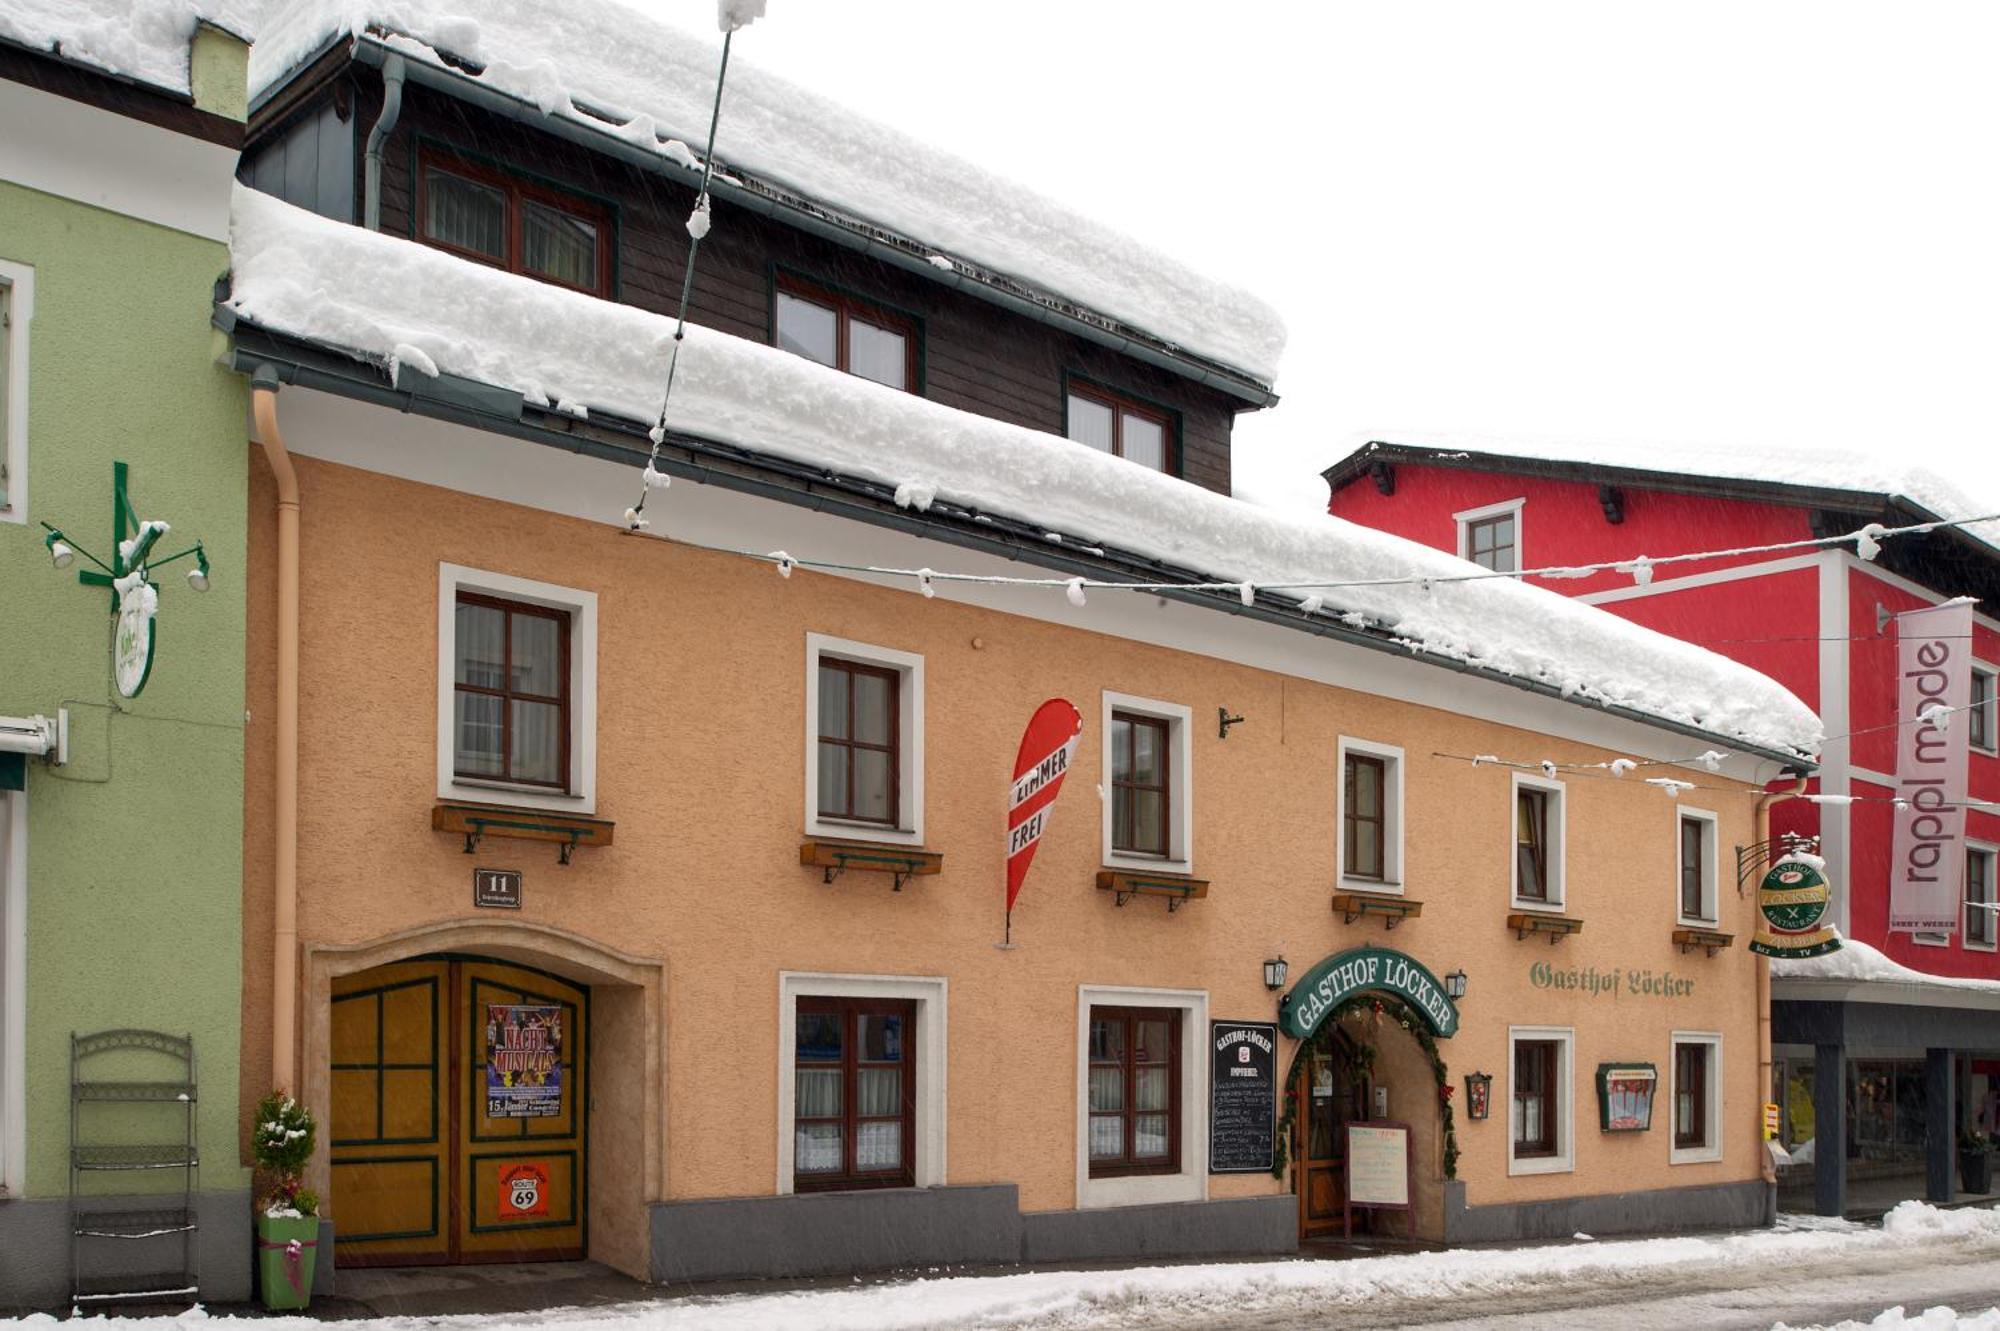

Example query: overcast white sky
[641,1,2000,514]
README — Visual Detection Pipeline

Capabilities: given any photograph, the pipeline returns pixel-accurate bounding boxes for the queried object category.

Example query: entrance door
[331,956,587,1266]
[1295,1028,1367,1239]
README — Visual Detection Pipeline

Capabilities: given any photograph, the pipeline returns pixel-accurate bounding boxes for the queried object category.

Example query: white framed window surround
[1507,1024,1575,1177]
[1510,772,1567,911]
[1,791,24,1196]
[1075,984,1207,1208]
[1100,691,1194,873]
[777,971,946,1194]
[1972,661,1998,756]
[1669,1031,1723,1165]
[1676,806,1720,927]
[1454,497,1524,572]
[805,633,925,846]
[436,563,598,814]
[1966,840,1998,953]
[0,259,33,525]
[1337,735,1405,893]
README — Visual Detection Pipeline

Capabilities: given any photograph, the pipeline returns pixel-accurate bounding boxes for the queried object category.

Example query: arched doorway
[1290,1024,1369,1238]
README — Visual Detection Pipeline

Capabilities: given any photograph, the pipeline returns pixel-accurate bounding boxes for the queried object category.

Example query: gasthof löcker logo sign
[1749,854,1842,959]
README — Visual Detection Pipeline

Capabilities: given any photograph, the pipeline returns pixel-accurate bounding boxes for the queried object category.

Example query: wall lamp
[186,545,211,592]
[43,528,74,570]
[1444,968,1468,1001]
[1263,955,1289,991]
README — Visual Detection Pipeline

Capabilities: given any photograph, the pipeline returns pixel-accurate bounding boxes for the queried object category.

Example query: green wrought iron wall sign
[40,461,210,699]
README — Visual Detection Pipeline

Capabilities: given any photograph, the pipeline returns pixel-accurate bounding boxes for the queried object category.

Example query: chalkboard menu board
[1209,1020,1277,1173]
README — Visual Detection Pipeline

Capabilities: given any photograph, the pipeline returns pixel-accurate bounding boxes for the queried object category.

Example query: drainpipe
[1755,774,1808,1189]
[362,53,406,231]
[252,369,300,1093]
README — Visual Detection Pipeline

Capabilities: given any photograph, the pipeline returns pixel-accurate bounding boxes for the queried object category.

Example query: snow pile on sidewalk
[1780,1307,2000,1330]
[226,185,1822,760]
[7,1202,2000,1331]
[0,0,255,96]
[246,0,1285,384]
[1772,937,2000,998]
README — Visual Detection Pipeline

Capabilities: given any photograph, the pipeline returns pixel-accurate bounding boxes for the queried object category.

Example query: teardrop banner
[1005,698,1083,945]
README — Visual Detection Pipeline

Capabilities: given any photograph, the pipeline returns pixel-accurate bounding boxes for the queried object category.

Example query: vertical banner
[1890,600,1973,934]
[1005,699,1083,943]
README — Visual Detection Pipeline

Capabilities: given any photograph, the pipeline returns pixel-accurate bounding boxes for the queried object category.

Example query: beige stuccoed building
[225,0,1822,1285]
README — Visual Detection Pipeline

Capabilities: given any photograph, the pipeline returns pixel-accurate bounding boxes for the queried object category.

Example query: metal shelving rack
[69,1029,199,1306]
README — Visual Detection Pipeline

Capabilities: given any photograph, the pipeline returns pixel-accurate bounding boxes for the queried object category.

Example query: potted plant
[1958,1127,1993,1195]
[252,1091,320,1310]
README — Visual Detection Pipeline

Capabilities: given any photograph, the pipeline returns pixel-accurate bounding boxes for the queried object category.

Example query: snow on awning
[225,186,1823,761]
[246,0,1286,387]
[1772,937,2000,1008]
[1,0,255,97]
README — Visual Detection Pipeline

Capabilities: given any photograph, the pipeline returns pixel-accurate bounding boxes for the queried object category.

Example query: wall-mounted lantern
[1263,955,1289,991]
[1444,968,1468,1001]
[1464,1071,1492,1121]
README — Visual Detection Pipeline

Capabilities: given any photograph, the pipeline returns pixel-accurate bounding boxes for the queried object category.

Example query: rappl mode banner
[1890,600,1973,934]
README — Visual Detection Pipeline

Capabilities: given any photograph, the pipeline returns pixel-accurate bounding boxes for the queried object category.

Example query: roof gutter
[217,312,1814,773]
[323,38,1277,409]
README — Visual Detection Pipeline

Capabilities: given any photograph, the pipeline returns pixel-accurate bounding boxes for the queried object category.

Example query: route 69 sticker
[498,1161,550,1220]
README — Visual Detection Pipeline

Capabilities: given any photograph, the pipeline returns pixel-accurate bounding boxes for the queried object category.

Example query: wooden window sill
[800,837,942,890]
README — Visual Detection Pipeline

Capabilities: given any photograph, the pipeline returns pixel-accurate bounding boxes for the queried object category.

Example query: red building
[1323,439,2000,1215]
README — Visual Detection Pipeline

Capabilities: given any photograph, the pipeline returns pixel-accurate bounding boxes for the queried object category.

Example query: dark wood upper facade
[242,66,1250,495]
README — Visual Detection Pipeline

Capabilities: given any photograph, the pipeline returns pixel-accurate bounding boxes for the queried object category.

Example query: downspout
[1755,774,1808,1190]
[362,52,405,231]
[252,369,300,1093]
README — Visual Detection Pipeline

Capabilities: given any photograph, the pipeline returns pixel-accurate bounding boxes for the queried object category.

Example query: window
[1508,1026,1574,1175]
[805,635,924,845]
[1968,846,1997,950]
[1110,711,1170,857]
[1100,693,1193,871]
[1972,667,1997,755]
[1671,1034,1722,1163]
[816,658,900,826]
[453,593,570,789]
[1075,985,1206,1208]
[1677,808,1719,924]
[418,151,610,296]
[436,565,598,814]
[0,259,32,525]
[1338,737,1405,890]
[1066,382,1174,473]
[1087,1007,1180,1176]
[773,275,917,391]
[1454,499,1524,574]
[1512,775,1565,908]
[777,972,945,1195]
[792,997,916,1191]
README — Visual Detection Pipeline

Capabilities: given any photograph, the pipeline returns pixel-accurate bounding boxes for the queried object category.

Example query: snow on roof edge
[1771,935,2000,997]
[0,0,256,98]
[224,185,1824,761]
[245,0,1286,387]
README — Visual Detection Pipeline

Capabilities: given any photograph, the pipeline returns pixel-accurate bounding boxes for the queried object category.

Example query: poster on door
[497,1161,550,1220]
[486,1004,563,1118]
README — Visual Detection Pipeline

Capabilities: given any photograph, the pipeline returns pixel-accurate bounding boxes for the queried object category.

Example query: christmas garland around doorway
[1274,993,1459,1181]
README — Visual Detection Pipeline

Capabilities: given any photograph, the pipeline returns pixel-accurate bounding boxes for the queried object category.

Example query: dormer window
[1066,381,1173,473]
[773,275,916,392]
[418,151,611,297]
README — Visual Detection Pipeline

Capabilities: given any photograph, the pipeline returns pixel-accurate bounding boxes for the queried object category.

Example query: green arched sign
[1278,945,1459,1040]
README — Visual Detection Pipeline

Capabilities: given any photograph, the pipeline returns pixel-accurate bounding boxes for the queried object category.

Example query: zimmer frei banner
[1890,600,1974,934]
[1005,699,1083,943]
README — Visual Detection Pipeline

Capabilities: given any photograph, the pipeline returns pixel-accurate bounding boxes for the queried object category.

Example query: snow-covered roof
[225,186,1822,760]
[1772,935,2000,1003]
[1330,432,2000,555]
[246,0,1286,388]
[0,0,254,96]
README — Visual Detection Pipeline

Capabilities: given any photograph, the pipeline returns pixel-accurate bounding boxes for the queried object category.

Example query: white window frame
[1101,691,1194,873]
[1454,497,1524,574]
[1669,1031,1724,1165]
[0,259,33,525]
[1337,736,1405,893]
[1965,840,1998,953]
[804,633,925,846]
[1971,661,1998,756]
[1075,984,1208,1209]
[1510,772,1567,912]
[1,791,24,1197]
[436,563,598,814]
[1507,1025,1575,1176]
[1675,806,1720,926]
[776,972,946,1195]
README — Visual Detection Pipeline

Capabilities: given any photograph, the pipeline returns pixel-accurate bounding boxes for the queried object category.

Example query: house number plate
[474,868,522,909]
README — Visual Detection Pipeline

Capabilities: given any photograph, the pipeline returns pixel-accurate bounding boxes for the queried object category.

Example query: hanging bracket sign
[1749,854,1841,958]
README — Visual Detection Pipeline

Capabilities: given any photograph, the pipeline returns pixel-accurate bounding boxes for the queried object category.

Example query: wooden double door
[331,956,587,1266]
[1295,1027,1368,1239]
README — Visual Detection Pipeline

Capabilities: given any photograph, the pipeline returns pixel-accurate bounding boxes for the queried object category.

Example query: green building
[0,12,254,1309]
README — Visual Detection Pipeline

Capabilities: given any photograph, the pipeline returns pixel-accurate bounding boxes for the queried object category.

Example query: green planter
[255,1212,320,1310]
[1960,1150,1994,1196]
